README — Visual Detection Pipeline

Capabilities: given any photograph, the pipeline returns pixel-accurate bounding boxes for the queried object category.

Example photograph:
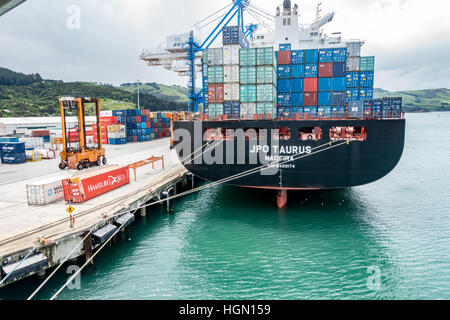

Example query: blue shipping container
[348,101,364,118]
[318,78,332,91]
[319,48,333,63]
[332,48,347,62]
[279,43,291,51]
[291,50,304,64]
[346,88,360,102]
[278,79,291,93]
[332,77,346,91]
[0,137,19,143]
[290,78,304,92]
[304,49,319,63]
[359,88,374,100]
[277,94,291,107]
[318,106,332,118]
[346,72,360,88]
[331,92,346,105]
[304,64,318,78]
[360,71,374,87]
[318,92,332,106]
[291,93,304,107]
[303,106,318,117]
[290,64,304,78]
[1,153,26,164]
[277,65,291,79]
[0,142,25,154]
[224,101,240,114]
[333,62,346,77]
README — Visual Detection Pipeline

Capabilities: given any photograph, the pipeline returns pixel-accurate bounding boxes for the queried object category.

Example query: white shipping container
[223,65,240,83]
[100,110,113,117]
[224,83,240,101]
[19,137,44,149]
[346,57,360,72]
[35,149,56,159]
[207,48,223,65]
[26,175,70,205]
[223,44,240,65]
[240,103,256,117]
[166,32,191,51]
[108,131,127,139]
[347,42,361,57]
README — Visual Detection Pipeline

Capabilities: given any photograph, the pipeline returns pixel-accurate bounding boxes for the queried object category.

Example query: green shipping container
[360,56,375,71]
[208,104,224,117]
[240,66,257,84]
[256,47,276,66]
[256,102,276,116]
[257,84,276,102]
[256,66,277,85]
[240,48,256,66]
[203,64,207,77]
[207,66,223,84]
[240,85,257,103]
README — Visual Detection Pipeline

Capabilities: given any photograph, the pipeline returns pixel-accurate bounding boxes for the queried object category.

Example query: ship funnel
[283,0,291,10]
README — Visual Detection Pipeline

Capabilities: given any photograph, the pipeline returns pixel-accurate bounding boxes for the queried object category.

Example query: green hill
[0,68,188,117]
[374,88,450,112]
[120,82,189,103]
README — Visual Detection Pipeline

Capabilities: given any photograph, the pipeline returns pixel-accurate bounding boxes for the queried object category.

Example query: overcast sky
[0,0,449,91]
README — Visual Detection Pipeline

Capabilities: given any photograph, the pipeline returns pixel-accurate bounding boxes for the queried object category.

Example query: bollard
[140,206,146,217]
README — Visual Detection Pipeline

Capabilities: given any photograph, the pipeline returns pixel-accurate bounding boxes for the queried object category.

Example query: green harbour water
[1,112,449,300]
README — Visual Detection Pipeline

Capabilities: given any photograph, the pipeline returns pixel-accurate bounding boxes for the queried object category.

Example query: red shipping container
[136,116,141,122]
[133,135,138,142]
[318,63,333,77]
[62,166,130,203]
[32,130,50,137]
[100,116,117,124]
[303,92,318,106]
[208,84,224,103]
[277,50,291,65]
[304,78,318,92]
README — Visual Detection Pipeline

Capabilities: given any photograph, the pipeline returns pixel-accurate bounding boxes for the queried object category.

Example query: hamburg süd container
[26,175,70,205]
[240,66,257,84]
[277,50,291,65]
[62,165,130,203]
[223,44,240,65]
[240,48,256,66]
[290,78,304,92]
[318,63,333,77]
[277,94,291,107]
[223,65,240,83]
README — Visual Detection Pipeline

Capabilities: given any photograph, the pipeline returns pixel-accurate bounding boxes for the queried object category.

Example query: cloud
[0,0,449,91]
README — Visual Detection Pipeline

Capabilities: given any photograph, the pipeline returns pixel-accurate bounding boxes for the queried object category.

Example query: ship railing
[190,112,405,121]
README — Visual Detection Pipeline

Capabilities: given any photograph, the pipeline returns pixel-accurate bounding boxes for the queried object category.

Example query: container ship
[167,0,406,208]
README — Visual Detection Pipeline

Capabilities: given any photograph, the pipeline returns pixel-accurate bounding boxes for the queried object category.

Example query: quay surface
[0,138,187,287]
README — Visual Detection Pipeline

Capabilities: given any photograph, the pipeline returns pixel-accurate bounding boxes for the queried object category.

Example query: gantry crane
[140,0,265,113]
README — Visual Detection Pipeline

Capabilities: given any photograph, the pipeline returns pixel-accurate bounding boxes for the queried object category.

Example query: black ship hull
[173,119,405,193]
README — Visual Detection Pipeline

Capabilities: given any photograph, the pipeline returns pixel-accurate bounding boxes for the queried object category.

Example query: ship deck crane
[141,0,269,113]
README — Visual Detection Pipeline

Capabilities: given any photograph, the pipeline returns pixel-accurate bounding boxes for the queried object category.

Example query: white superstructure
[251,1,364,51]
